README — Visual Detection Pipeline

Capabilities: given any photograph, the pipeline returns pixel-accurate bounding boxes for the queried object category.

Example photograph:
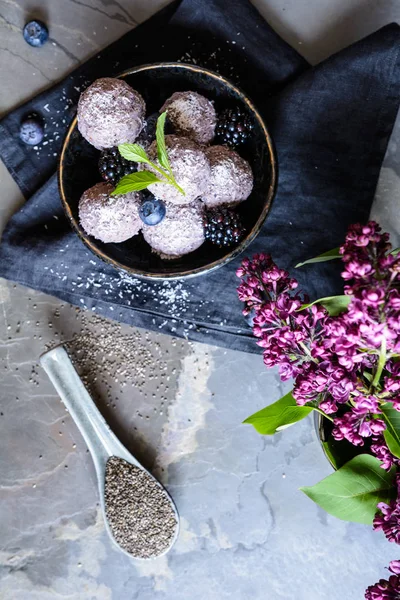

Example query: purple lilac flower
[237,221,400,447]
[365,561,400,599]
[371,436,399,471]
[373,476,400,544]
[237,254,328,383]
[331,406,386,446]
[340,222,400,357]
[237,223,400,600]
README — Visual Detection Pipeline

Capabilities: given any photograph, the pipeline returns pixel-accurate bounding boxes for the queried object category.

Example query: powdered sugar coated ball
[143,135,211,205]
[161,91,216,145]
[77,78,145,150]
[202,145,253,207]
[142,201,205,259]
[79,182,142,243]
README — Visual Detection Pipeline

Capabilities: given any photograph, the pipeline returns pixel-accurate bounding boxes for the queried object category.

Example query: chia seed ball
[79,182,142,243]
[202,145,253,207]
[161,91,216,145]
[143,135,211,205]
[77,78,145,150]
[142,201,205,259]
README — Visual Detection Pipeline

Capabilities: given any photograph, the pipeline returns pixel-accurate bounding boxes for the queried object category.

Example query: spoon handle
[40,345,133,472]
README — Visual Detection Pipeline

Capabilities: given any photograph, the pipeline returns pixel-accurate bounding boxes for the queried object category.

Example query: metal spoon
[40,345,179,559]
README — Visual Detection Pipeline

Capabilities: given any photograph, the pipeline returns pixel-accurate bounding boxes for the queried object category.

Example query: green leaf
[295,247,341,268]
[381,403,400,459]
[300,454,396,524]
[299,295,351,316]
[390,248,400,256]
[111,171,162,195]
[243,391,313,434]
[156,112,171,172]
[363,371,373,382]
[118,143,150,164]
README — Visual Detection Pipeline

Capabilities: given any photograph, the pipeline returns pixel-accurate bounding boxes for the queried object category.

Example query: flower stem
[313,407,334,422]
[372,334,387,388]
[298,341,319,364]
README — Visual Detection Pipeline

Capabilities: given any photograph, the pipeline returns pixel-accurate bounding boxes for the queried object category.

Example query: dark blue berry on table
[19,114,44,145]
[23,20,49,47]
[139,197,166,226]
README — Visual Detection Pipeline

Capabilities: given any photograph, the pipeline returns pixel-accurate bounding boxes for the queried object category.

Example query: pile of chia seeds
[104,456,178,559]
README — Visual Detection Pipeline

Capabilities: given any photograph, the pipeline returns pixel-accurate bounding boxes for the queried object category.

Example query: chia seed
[104,456,178,559]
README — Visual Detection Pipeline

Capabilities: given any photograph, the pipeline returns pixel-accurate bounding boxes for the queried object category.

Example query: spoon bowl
[40,345,179,559]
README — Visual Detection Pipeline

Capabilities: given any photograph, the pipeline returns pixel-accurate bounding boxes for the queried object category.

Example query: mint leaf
[111,171,162,195]
[301,454,396,524]
[243,391,313,434]
[391,248,400,256]
[299,295,351,316]
[118,143,150,164]
[156,112,171,173]
[295,247,341,268]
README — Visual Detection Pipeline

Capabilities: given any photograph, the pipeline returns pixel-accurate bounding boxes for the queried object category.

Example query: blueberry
[139,198,166,226]
[19,115,44,145]
[23,20,49,47]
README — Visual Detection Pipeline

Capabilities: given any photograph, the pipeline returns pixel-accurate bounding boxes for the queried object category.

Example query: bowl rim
[58,61,278,280]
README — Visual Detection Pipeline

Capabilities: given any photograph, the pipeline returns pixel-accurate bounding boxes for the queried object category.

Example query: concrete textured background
[0,1,399,599]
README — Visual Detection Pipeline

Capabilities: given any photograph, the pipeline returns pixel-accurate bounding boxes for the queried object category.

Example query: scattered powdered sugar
[42,245,214,338]
[161,91,216,144]
[104,456,178,559]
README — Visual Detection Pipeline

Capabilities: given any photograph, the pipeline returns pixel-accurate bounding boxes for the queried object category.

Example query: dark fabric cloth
[0,0,399,353]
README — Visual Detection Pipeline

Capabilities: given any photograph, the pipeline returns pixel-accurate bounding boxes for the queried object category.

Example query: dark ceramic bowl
[59,63,277,280]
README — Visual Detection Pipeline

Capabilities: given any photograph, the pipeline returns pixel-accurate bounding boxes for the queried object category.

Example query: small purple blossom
[371,436,399,471]
[365,562,400,599]
[365,573,400,599]
[331,406,386,446]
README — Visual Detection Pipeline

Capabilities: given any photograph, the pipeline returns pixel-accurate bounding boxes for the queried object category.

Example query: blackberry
[203,207,245,247]
[215,108,254,148]
[98,147,136,185]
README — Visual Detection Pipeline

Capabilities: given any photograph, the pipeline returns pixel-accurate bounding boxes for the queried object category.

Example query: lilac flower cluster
[237,222,400,598]
[373,475,400,544]
[365,560,400,600]
[237,223,400,447]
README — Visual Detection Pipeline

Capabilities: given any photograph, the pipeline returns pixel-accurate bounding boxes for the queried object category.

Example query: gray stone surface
[0,1,400,599]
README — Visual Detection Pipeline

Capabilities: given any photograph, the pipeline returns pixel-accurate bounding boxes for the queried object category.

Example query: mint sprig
[111,112,185,197]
